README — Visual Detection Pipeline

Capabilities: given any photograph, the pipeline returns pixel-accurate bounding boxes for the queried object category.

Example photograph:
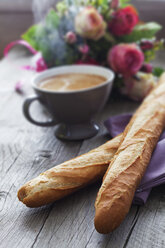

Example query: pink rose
[108,6,139,36]
[75,7,106,40]
[108,43,144,76]
[65,31,77,44]
[121,72,157,101]
[78,44,90,54]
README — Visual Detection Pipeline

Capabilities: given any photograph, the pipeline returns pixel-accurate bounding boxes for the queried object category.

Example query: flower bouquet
[6,0,164,100]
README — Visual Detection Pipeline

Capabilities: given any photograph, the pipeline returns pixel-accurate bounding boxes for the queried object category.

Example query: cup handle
[23,95,58,127]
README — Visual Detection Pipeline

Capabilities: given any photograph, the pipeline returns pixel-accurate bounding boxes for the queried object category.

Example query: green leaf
[144,49,156,63]
[153,67,164,77]
[119,0,131,7]
[98,0,110,5]
[45,9,60,29]
[22,9,60,57]
[56,2,67,14]
[104,32,116,43]
[144,40,164,63]
[22,24,46,50]
[120,22,162,43]
[64,0,74,6]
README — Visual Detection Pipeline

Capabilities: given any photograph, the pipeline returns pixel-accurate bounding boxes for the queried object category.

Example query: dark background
[0,0,165,58]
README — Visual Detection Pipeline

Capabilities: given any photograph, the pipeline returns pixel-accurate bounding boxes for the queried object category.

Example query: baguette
[18,134,122,207]
[94,73,165,234]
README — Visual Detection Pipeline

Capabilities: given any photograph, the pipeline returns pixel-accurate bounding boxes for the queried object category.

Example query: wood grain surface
[0,48,165,248]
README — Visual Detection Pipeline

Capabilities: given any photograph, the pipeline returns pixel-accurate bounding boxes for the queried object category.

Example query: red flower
[141,63,153,73]
[76,57,99,65]
[108,43,144,76]
[140,40,154,51]
[108,6,139,36]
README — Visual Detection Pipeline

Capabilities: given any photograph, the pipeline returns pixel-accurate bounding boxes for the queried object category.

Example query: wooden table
[1,49,165,248]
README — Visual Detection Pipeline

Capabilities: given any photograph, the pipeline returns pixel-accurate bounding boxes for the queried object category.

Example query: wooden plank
[125,186,165,248]
[0,48,165,248]
[28,100,139,248]
[0,1,165,247]
[0,49,139,248]
[0,50,83,248]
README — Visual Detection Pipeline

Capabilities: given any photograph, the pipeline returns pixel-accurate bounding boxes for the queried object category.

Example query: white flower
[121,72,158,101]
[75,7,106,40]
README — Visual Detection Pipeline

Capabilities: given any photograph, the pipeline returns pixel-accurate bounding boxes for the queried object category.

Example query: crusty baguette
[94,73,165,234]
[18,134,122,207]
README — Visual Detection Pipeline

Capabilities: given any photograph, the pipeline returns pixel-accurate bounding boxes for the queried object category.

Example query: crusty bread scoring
[94,73,165,234]
[18,134,121,207]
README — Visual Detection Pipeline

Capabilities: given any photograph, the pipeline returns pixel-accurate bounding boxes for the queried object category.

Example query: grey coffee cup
[23,65,114,140]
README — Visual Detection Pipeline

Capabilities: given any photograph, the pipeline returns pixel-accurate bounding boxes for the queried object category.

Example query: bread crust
[94,73,165,234]
[18,134,121,207]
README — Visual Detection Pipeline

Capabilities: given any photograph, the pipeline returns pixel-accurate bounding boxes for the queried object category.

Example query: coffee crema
[39,73,106,92]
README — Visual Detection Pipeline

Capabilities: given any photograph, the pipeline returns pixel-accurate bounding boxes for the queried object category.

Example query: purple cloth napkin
[104,114,165,205]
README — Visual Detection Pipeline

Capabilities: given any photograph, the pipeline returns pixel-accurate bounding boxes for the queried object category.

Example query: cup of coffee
[23,65,114,140]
